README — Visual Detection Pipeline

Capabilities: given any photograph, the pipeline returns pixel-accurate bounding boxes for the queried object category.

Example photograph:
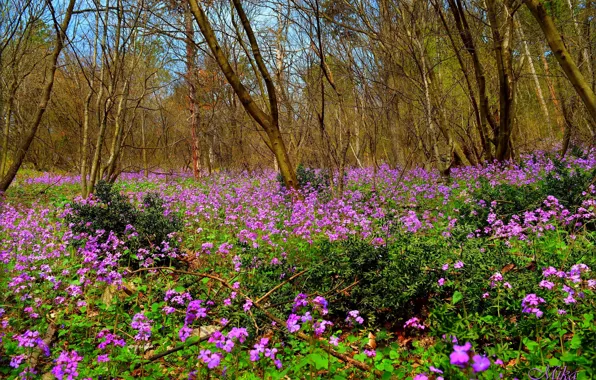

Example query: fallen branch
[256,268,309,304]
[29,322,57,370]
[127,266,381,376]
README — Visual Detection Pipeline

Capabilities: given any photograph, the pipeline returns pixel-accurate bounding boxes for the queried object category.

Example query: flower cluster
[521,294,546,318]
[286,294,333,336]
[97,329,126,349]
[404,317,425,330]
[207,327,248,353]
[131,313,152,341]
[345,310,364,325]
[51,350,83,380]
[449,341,491,373]
[249,337,282,368]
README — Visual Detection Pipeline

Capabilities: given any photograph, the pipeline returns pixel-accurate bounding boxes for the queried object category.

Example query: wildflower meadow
[2,151,596,379]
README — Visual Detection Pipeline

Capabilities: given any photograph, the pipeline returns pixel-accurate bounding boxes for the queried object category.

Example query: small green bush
[67,181,182,266]
[277,163,330,194]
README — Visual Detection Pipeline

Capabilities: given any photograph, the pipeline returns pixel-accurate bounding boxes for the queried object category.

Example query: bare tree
[188,0,298,190]
[0,0,77,192]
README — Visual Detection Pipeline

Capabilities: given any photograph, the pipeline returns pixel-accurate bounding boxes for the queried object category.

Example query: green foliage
[66,181,181,266]
[277,163,330,194]
[459,156,596,233]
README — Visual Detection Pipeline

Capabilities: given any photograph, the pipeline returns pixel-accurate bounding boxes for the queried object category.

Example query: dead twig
[127,267,381,376]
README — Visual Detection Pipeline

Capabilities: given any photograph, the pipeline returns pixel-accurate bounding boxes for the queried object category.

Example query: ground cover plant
[2,151,596,379]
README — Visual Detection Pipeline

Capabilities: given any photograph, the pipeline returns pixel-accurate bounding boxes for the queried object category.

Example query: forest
[0,0,594,192]
[1,0,596,379]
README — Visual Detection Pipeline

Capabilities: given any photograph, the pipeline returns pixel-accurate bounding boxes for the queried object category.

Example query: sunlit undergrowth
[2,151,596,379]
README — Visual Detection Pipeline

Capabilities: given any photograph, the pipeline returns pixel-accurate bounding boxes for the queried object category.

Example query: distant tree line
[0,0,594,193]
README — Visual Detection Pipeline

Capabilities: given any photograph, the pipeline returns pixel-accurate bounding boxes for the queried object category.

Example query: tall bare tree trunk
[0,0,76,193]
[565,0,593,83]
[516,18,551,132]
[487,0,516,161]
[185,4,201,179]
[0,81,16,177]
[525,0,596,128]
[447,0,497,161]
[103,79,129,180]
[88,2,111,195]
[141,109,148,177]
[188,0,298,190]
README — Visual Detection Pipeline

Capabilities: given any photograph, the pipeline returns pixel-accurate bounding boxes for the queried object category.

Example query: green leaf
[309,353,328,370]
[452,291,464,305]
[569,334,582,350]
[523,337,539,352]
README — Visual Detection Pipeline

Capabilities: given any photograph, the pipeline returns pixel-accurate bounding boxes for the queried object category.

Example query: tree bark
[185,4,201,179]
[446,0,496,161]
[525,0,596,128]
[487,0,516,161]
[516,17,551,132]
[188,0,298,190]
[0,0,77,193]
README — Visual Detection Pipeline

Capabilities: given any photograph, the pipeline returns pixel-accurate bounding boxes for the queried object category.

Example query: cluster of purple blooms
[207,327,248,354]
[438,261,464,286]
[131,313,152,341]
[521,263,594,317]
[10,330,51,368]
[51,350,83,380]
[97,329,126,350]
[163,288,193,314]
[345,310,364,325]
[198,349,223,369]
[404,317,425,330]
[249,337,282,369]
[286,294,333,336]
[450,342,491,372]
[179,300,209,342]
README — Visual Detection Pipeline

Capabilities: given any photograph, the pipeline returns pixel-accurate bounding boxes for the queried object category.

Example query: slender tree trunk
[516,18,551,131]
[103,79,129,180]
[88,0,122,194]
[539,44,566,134]
[447,0,496,160]
[0,83,15,177]
[188,0,298,190]
[80,11,100,197]
[185,4,201,179]
[0,0,76,193]
[434,1,486,161]
[525,0,596,128]
[487,0,516,161]
[565,0,593,83]
[141,110,148,177]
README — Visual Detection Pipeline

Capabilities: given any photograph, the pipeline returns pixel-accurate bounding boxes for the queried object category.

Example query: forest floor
[1,151,595,379]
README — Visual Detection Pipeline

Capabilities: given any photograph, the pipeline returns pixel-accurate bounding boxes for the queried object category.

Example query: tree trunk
[141,110,148,177]
[0,84,15,177]
[487,0,516,161]
[103,79,129,180]
[185,4,201,180]
[188,0,298,190]
[525,0,596,128]
[0,0,76,193]
[446,0,496,161]
[516,18,551,132]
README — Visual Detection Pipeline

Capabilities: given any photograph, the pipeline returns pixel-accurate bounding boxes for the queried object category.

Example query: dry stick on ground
[147,329,219,364]
[29,322,57,371]
[256,268,309,304]
[128,267,381,376]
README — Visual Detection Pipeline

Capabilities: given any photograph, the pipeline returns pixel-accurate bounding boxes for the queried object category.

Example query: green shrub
[67,181,182,266]
[277,163,330,194]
